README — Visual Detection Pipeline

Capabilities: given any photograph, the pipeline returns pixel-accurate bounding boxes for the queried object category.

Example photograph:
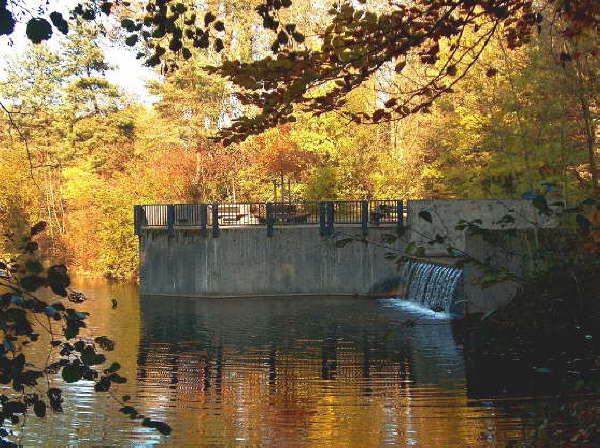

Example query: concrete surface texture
[139,226,408,297]
[138,199,558,313]
[407,199,558,255]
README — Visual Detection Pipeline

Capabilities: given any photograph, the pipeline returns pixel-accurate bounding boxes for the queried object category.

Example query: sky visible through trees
[0,0,598,278]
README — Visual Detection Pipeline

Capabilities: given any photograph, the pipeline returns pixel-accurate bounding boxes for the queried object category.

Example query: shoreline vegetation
[2,5,598,281]
[458,264,600,447]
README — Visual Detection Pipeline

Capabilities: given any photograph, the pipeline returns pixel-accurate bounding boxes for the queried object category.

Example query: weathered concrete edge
[142,292,378,299]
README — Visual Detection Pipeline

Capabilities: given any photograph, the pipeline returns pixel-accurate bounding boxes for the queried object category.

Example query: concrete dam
[135,199,555,315]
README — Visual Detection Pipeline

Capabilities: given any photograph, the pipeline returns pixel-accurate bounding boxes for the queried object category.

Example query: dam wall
[137,199,558,314]
[139,226,408,297]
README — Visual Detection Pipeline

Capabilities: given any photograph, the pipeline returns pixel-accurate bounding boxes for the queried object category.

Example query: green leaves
[20,276,45,292]
[120,405,138,418]
[94,336,115,351]
[100,2,113,15]
[33,399,46,418]
[49,12,68,35]
[30,222,47,237]
[46,265,70,297]
[121,19,137,33]
[169,37,182,52]
[25,18,52,43]
[213,21,225,32]
[25,261,43,275]
[142,418,172,435]
[125,35,138,46]
[104,362,121,373]
[204,12,216,26]
[47,388,63,412]
[81,346,106,366]
[0,8,16,36]
[61,365,82,383]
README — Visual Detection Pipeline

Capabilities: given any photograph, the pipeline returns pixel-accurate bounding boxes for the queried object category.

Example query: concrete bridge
[135,199,556,315]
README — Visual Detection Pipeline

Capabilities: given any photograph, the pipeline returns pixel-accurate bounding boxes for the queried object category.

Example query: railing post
[133,205,142,236]
[200,204,208,232]
[266,202,274,237]
[166,204,175,235]
[327,201,334,234]
[396,200,404,233]
[212,203,219,237]
[319,202,327,235]
[361,201,368,236]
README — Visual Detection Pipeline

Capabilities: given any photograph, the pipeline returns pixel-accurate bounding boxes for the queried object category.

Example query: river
[16,278,538,447]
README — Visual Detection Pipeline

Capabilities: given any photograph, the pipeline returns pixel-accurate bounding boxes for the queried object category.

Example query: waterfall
[399,261,463,314]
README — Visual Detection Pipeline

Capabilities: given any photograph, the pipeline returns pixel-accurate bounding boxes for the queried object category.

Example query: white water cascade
[399,261,463,314]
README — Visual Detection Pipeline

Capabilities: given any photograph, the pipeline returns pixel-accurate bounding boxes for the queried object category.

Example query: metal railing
[134,200,406,236]
[369,199,402,225]
[333,201,363,224]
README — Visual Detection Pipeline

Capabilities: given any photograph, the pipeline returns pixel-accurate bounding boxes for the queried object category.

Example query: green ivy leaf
[46,264,70,297]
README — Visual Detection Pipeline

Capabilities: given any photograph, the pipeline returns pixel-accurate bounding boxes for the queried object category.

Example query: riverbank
[457,269,600,447]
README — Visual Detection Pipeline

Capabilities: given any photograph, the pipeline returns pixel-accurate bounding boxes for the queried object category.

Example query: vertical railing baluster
[319,202,327,235]
[200,204,208,232]
[396,200,404,233]
[327,201,334,234]
[266,202,274,237]
[133,205,142,236]
[361,201,368,236]
[167,205,175,235]
[212,203,219,237]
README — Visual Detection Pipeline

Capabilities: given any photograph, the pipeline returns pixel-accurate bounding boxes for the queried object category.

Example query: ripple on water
[16,281,534,447]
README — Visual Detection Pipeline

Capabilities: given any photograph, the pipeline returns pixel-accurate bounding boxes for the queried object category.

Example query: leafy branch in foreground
[0,222,170,446]
[2,1,598,146]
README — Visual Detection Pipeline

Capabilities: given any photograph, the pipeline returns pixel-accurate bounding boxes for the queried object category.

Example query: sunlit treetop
[1,0,599,145]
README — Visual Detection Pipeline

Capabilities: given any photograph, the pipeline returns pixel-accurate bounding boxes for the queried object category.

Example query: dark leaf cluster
[0,222,171,444]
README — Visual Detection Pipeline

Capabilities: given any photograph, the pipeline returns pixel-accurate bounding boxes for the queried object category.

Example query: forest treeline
[0,1,598,279]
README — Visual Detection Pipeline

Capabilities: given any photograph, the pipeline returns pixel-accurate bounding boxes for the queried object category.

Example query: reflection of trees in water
[136,295,422,393]
[134,296,519,447]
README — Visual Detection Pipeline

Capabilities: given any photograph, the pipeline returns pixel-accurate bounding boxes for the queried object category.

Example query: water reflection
[19,280,528,447]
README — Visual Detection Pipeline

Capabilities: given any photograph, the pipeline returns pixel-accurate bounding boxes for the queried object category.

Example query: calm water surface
[20,279,534,447]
